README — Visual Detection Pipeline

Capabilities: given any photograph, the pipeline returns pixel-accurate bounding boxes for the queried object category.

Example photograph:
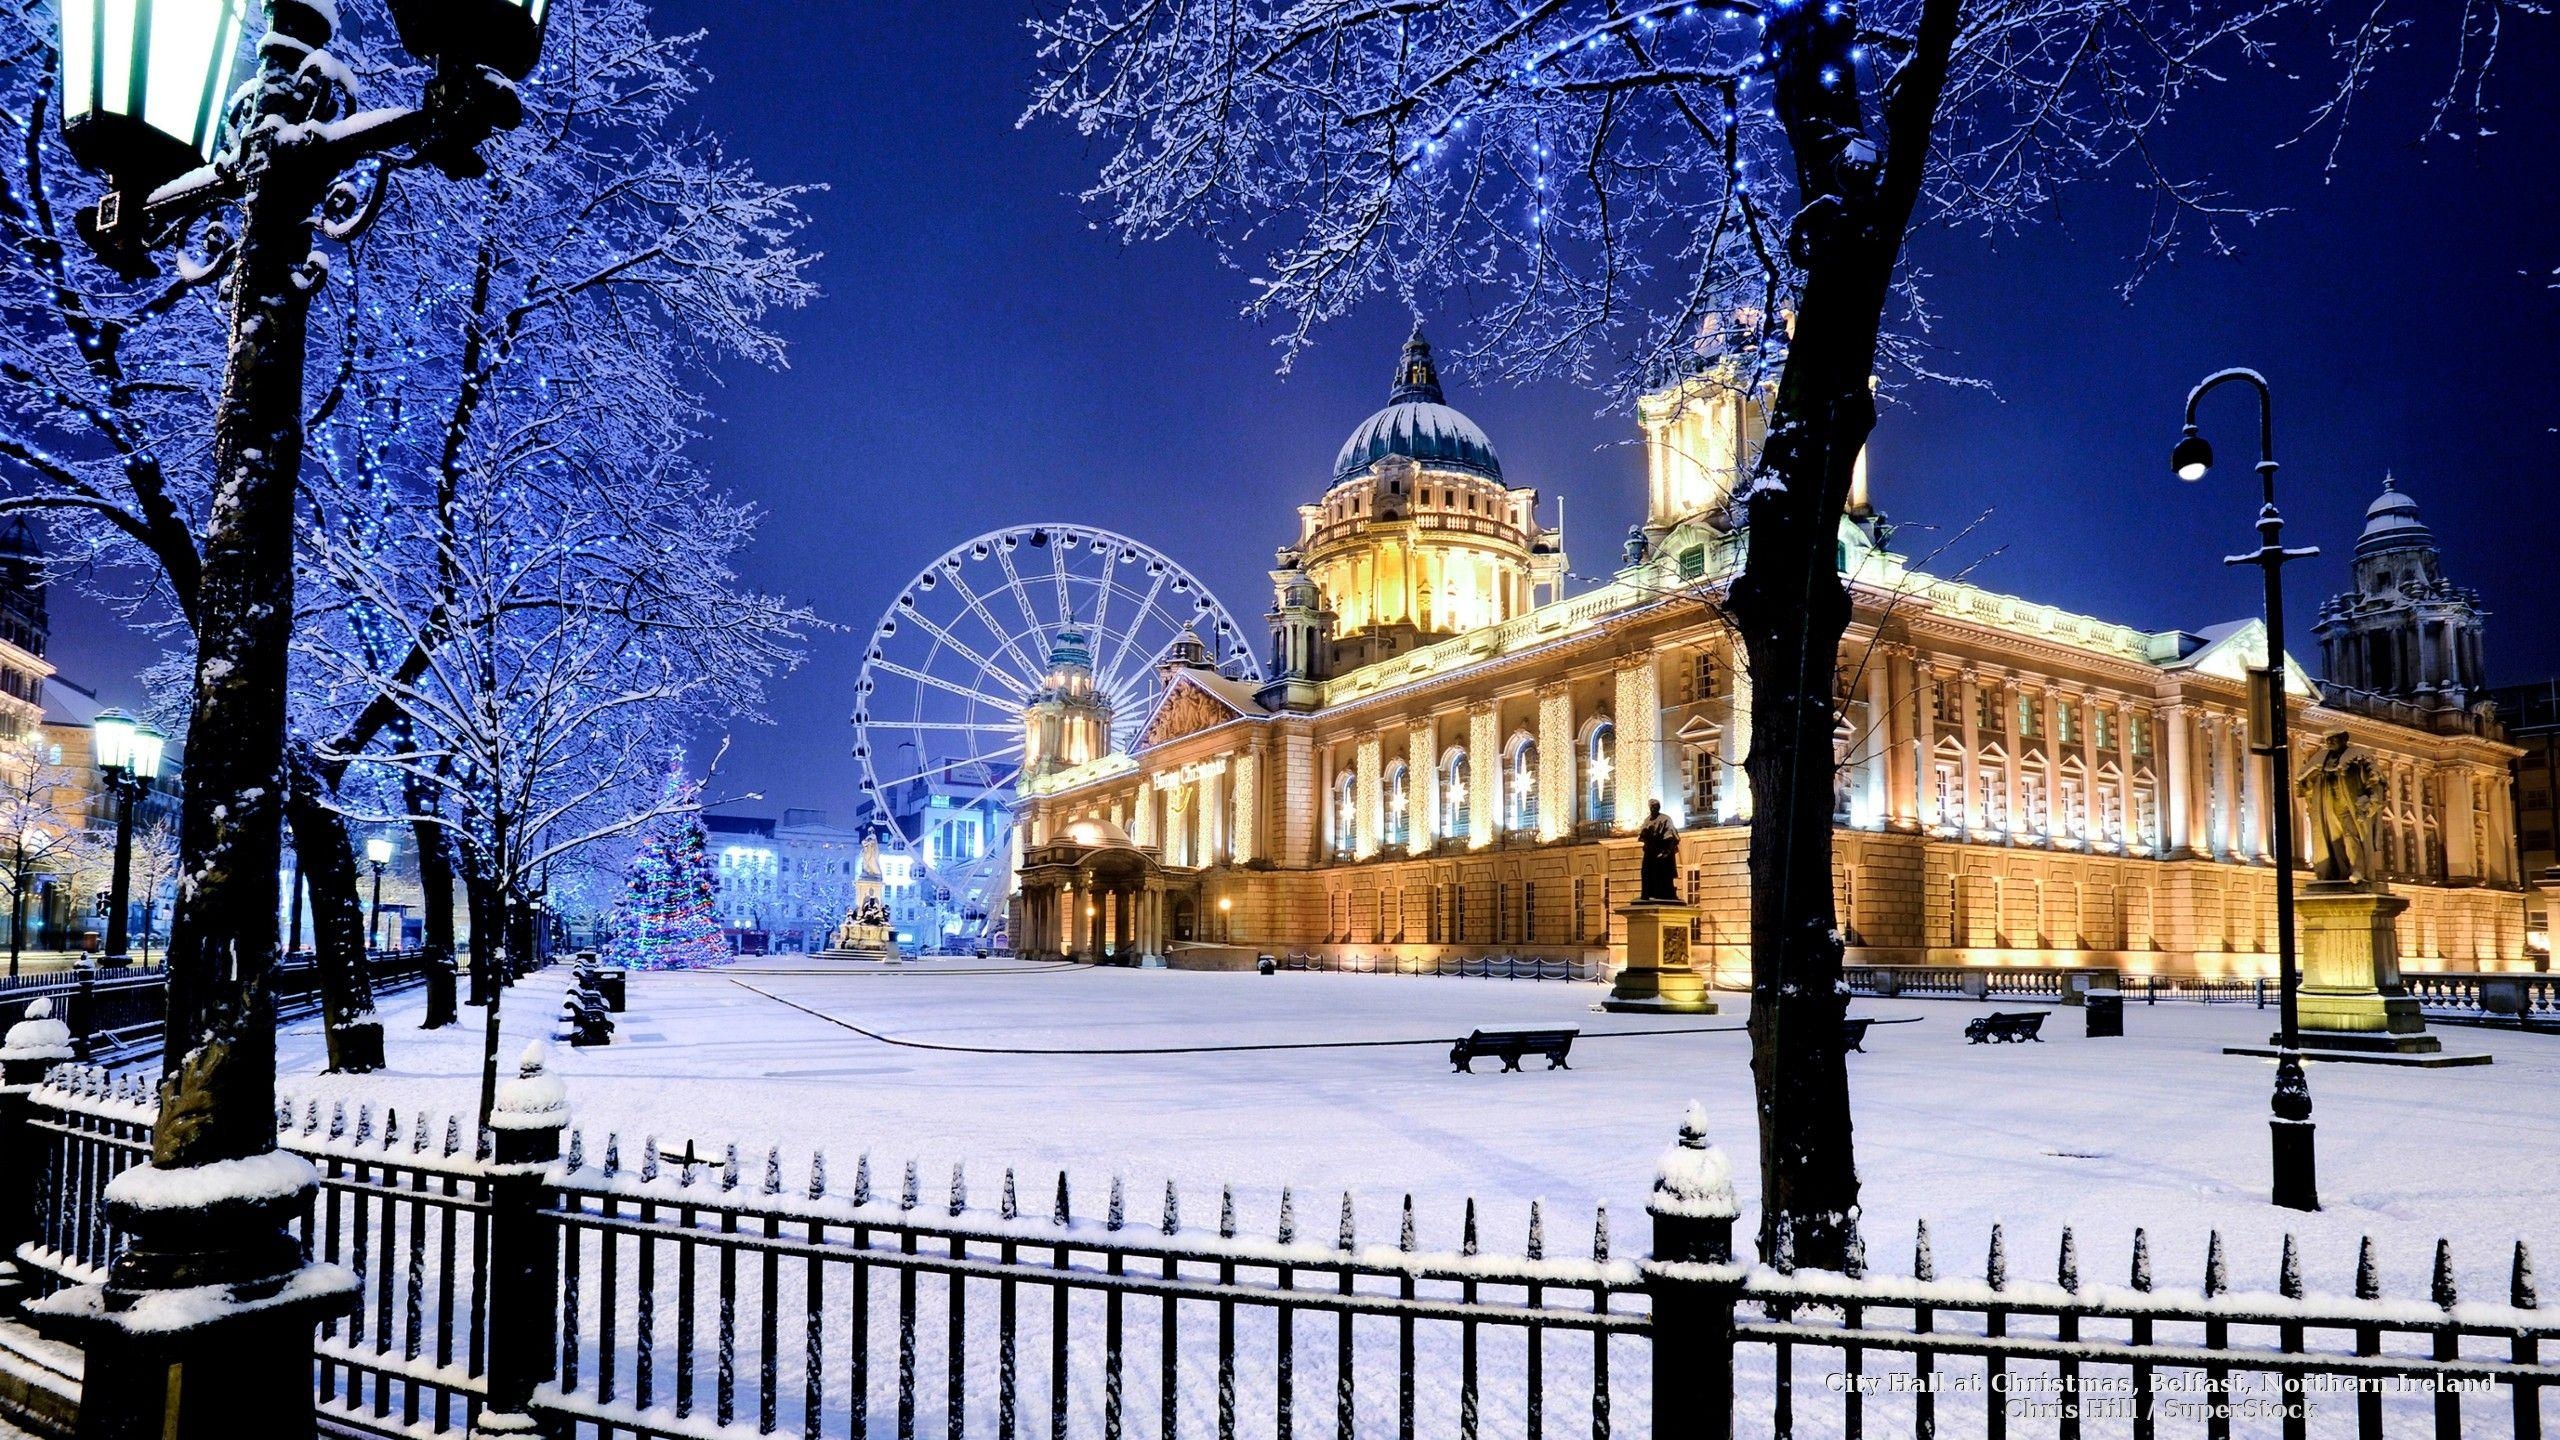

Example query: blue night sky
[51,1,2560,822]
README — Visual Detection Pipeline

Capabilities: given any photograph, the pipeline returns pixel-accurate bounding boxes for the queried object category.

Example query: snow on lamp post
[33,0,552,1429]
[2174,368,2321,1213]
[365,834,395,953]
[89,707,165,969]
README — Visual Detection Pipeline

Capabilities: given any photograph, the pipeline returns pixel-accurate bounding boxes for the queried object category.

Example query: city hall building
[1009,329,2529,979]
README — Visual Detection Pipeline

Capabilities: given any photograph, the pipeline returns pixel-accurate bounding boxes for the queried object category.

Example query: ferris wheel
[850,524,1263,942]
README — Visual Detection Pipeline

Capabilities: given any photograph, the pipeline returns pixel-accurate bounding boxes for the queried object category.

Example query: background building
[709,808,917,951]
[2487,679,2557,960]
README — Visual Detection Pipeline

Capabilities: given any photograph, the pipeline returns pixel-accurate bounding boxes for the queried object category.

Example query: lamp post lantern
[365,835,394,953]
[90,707,166,969]
[1218,893,1233,945]
[37,0,552,1431]
[2173,368,2323,1213]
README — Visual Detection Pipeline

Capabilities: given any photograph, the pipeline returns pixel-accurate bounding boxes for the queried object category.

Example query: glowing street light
[365,834,396,952]
[90,707,166,968]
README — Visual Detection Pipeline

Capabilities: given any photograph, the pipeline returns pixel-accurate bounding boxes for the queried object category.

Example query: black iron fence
[0,950,433,1064]
[4,1050,2554,1438]
[1842,964,2558,1029]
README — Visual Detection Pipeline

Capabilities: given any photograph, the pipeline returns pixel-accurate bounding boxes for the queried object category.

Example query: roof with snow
[1332,325,1504,484]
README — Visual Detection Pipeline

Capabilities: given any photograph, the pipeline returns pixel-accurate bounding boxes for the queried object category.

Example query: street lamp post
[37,0,554,1432]
[7,825,40,978]
[90,708,167,969]
[365,835,395,954]
[1218,894,1233,945]
[2173,368,2323,1213]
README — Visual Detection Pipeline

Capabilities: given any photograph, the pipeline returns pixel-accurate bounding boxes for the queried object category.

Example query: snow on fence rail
[6,1055,2557,1438]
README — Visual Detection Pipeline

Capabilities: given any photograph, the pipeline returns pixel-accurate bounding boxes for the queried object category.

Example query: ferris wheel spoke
[876,719,1018,735]
[1049,541,1074,630]
[894,605,1034,700]
[942,564,1055,687]
[1087,542,1119,654]
[993,543,1052,650]
[1097,564,1173,694]
[867,657,1024,714]
[867,740,1027,792]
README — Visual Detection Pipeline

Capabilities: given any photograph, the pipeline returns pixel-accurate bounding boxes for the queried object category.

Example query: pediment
[1134,672,1259,751]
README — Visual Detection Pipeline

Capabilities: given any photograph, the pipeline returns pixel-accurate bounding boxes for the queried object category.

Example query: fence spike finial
[2279,1233,2302,1299]
[640,1135,661,1183]
[1986,1222,2007,1291]
[764,1147,784,1197]
[2432,1238,2457,1309]
[1220,1186,1236,1240]
[277,1097,293,1132]
[2204,1230,2228,1297]
[565,1128,584,1171]
[413,1114,432,1155]
[853,1153,872,1206]
[1399,1195,1416,1254]
[900,1159,919,1212]
[2514,1242,2537,1309]
[2355,1235,2379,1299]
[304,1100,322,1136]
[950,1163,967,1217]
[2131,1228,2153,1292]
[1276,1187,1296,1245]
[354,1103,373,1148]
[1527,1200,1545,1260]
[2056,1227,2078,1292]
[444,1115,462,1158]
[1000,1168,1017,1222]
[1336,1192,1356,1252]
[1109,1175,1128,1233]
[383,1108,402,1152]
[1592,1201,1611,1263]
[808,1150,827,1201]
[1914,1219,1935,1282]
[1162,1181,1180,1236]
[721,1144,741,1192]
[1462,1198,1480,1258]
[603,1134,621,1178]
[329,1101,347,1140]
[1052,1171,1070,1227]
[1845,1222,1867,1280]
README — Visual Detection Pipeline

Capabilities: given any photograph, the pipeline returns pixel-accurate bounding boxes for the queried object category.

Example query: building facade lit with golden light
[1009,330,2530,978]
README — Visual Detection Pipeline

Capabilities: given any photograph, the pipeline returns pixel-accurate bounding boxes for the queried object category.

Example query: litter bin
[2085,988,2123,1038]
[594,967,627,1013]
[1257,955,1276,976]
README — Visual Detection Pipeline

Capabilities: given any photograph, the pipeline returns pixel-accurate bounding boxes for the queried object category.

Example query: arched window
[1383,762,1410,851]
[1583,720,1616,828]
[1331,771,1356,858]
[1506,735,1539,834]
[1444,750,1471,840]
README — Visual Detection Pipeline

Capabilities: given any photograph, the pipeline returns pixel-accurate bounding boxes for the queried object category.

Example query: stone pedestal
[1605,903,1715,1014]
[2293,882,2437,1054]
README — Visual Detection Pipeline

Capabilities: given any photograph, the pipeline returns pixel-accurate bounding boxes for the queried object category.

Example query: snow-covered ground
[276,958,2557,1304]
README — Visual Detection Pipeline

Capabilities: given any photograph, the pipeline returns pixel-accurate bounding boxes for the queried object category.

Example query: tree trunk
[282,745,384,1072]
[462,839,500,1005]
[409,778,460,1028]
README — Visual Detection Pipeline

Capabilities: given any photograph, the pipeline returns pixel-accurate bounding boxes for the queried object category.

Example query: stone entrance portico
[1012,818,1197,964]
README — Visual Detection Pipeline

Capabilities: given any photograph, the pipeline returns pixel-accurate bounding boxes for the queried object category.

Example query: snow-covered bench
[1965,1011,2046,1044]
[1450,1025,1578,1073]
[1842,1016,1876,1052]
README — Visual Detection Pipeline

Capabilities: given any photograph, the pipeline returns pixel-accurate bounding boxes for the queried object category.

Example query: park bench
[1965,1011,2047,1045]
[1842,1016,1875,1053]
[560,977,615,1048]
[1450,1025,1578,1073]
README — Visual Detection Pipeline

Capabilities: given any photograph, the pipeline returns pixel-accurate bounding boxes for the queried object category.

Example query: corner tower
[1023,616,1113,781]
[2313,476,2488,715]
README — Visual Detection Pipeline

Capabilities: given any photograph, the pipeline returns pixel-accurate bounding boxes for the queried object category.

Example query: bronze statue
[1638,799,1680,903]
[2298,731,2382,886]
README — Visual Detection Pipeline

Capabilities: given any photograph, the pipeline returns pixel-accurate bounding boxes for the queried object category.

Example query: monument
[1604,800,1715,1014]
[2290,732,2437,1054]
[819,829,899,961]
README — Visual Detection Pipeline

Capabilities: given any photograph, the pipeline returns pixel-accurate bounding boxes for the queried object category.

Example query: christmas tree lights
[605,771,725,971]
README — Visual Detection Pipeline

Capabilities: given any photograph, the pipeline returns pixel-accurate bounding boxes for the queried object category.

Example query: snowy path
[274,960,2560,1302]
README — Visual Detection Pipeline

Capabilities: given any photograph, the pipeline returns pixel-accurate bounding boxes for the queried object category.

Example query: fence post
[0,999,74,1314]
[1645,1103,1739,1440]
[472,1044,569,1439]
[66,971,95,1062]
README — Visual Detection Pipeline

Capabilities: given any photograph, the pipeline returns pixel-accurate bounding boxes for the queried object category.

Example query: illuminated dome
[1332,325,1503,483]
[2355,474,2432,557]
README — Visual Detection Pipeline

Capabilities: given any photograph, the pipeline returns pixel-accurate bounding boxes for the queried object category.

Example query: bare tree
[1027,0,2534,1266]
[0,732,85,972]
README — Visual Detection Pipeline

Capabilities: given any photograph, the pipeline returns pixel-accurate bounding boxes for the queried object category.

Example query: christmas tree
[606,774,727,971]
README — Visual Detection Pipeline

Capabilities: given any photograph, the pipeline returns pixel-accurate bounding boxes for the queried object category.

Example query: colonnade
[1013,873,1187,962]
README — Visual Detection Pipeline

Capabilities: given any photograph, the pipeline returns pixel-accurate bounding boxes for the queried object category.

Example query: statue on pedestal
[1637,800,1680,903]
[2298,732,2382,887]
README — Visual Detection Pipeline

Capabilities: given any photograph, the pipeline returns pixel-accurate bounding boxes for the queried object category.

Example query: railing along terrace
[2401,972,2559,1027]
[1275,951,1610,982]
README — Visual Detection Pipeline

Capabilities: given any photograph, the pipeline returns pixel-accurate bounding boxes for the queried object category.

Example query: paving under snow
[276,958,2557,1303]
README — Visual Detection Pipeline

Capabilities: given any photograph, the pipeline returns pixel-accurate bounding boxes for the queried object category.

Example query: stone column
[1613,656,1661,829]
[2445,768,2478,880]
[1355,735,1384,860]
[1232,746,1261,865]
[2240,719,2266,863]
[1725,649,1754,822]
[2077,690,2099,843]
[1863,655,1893,830]
[1408,723,1437,853]
[1537,684,1574,841]
[1914,659,1939,827]
[1998,680,2021,836]
[2163,704,2192,856]
[1468,704,1500,847]
[1958,668,1982,833]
